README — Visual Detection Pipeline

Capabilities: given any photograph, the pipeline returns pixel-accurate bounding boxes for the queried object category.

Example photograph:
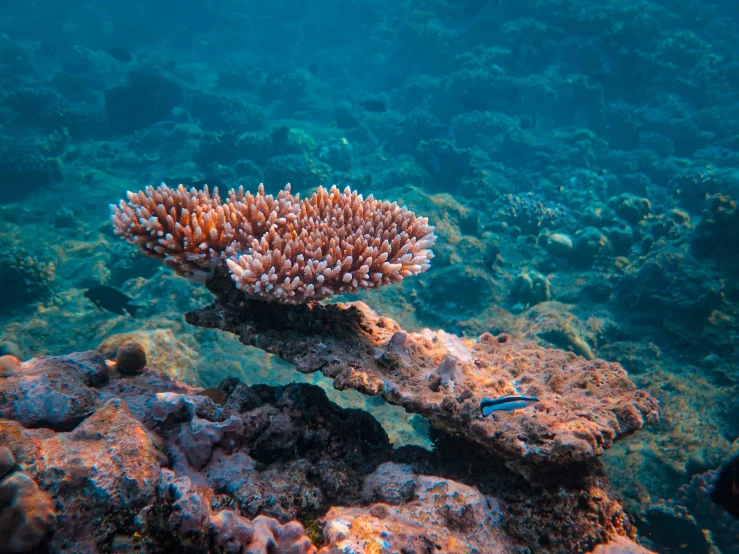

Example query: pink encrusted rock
[361,461,417,504]
[175,413,244,471]
[187,278,660,468]
[0,354,20,377]
[150,391,245,476]
[0,350,651,553]
[0,471,56,553]
[591,536,656,553]
[0,398,167,552]
[320,462,510,553]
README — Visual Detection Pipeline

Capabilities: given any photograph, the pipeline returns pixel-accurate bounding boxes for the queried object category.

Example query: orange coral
[111,184,239,278]
[112,183,436,302]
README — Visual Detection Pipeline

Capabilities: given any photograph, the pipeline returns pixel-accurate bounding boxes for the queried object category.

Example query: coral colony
[112,183,436,303]
[4,0,739,551]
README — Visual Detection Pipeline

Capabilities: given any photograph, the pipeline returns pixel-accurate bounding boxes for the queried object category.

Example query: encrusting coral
[112,183,436,303]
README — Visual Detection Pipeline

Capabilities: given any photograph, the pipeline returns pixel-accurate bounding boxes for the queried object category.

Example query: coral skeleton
[112,183,436,303]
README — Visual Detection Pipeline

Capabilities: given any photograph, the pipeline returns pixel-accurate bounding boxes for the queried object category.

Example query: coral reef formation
[0,143,56,202]
[0,346,653,553]
[320,462,507,552]
[0,446,56,553]
[139,469,316,554]
[4,1,739,551]
[104,70,184,134]
[489,192,577,235]
[187,270,659,470]
[0,249,56,311]
[112,183,436,302]
[692,193,739,272]
[617,243,724,335]
[677,469,739,552]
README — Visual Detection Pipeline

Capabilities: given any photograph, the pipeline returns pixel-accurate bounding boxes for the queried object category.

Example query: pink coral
[112,183,435,302]
[227,185,436,302]
[111,184,238,277]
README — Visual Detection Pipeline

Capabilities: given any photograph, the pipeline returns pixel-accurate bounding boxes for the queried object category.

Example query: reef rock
[1,398,167,552]
[136,469,316,554]
[104,70,183,134]
[187,270,659,470]
[0,143,55,202]
[0,447,56,553]
[0,351,107,430]
[320,462,508,553]
[0,352,323,552]
[692,193,739,273]
[0,348,655,553]
[617,242,724,336]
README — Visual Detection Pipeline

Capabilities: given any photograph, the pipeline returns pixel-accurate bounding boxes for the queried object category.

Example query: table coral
[112,183,436,302]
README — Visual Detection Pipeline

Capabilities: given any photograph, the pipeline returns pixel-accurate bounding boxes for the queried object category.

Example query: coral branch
[111,183,238,278]
[227,185,435,302]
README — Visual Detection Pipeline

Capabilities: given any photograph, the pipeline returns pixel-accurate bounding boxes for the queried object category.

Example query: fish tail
[125,304,142,318]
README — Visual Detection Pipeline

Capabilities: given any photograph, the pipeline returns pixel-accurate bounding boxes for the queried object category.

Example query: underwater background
[1,0,738,552]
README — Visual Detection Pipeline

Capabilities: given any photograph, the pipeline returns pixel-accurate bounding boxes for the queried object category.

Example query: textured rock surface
[320,462,509,553]
[0,446,56,553]
[0,349,655,553]
[617,243,724,335]
[591,536,656,554]
[0,351,107,430]
[187,270,659,468]
[136,469,316,554]
[1,398,166,552]
[632,469,739,554]
[0,353,321,552]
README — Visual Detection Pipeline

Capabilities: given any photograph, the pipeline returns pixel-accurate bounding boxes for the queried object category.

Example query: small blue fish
[481,395,539,417]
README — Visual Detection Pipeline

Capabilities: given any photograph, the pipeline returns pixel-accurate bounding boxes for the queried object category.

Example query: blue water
[1,1,738,552]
